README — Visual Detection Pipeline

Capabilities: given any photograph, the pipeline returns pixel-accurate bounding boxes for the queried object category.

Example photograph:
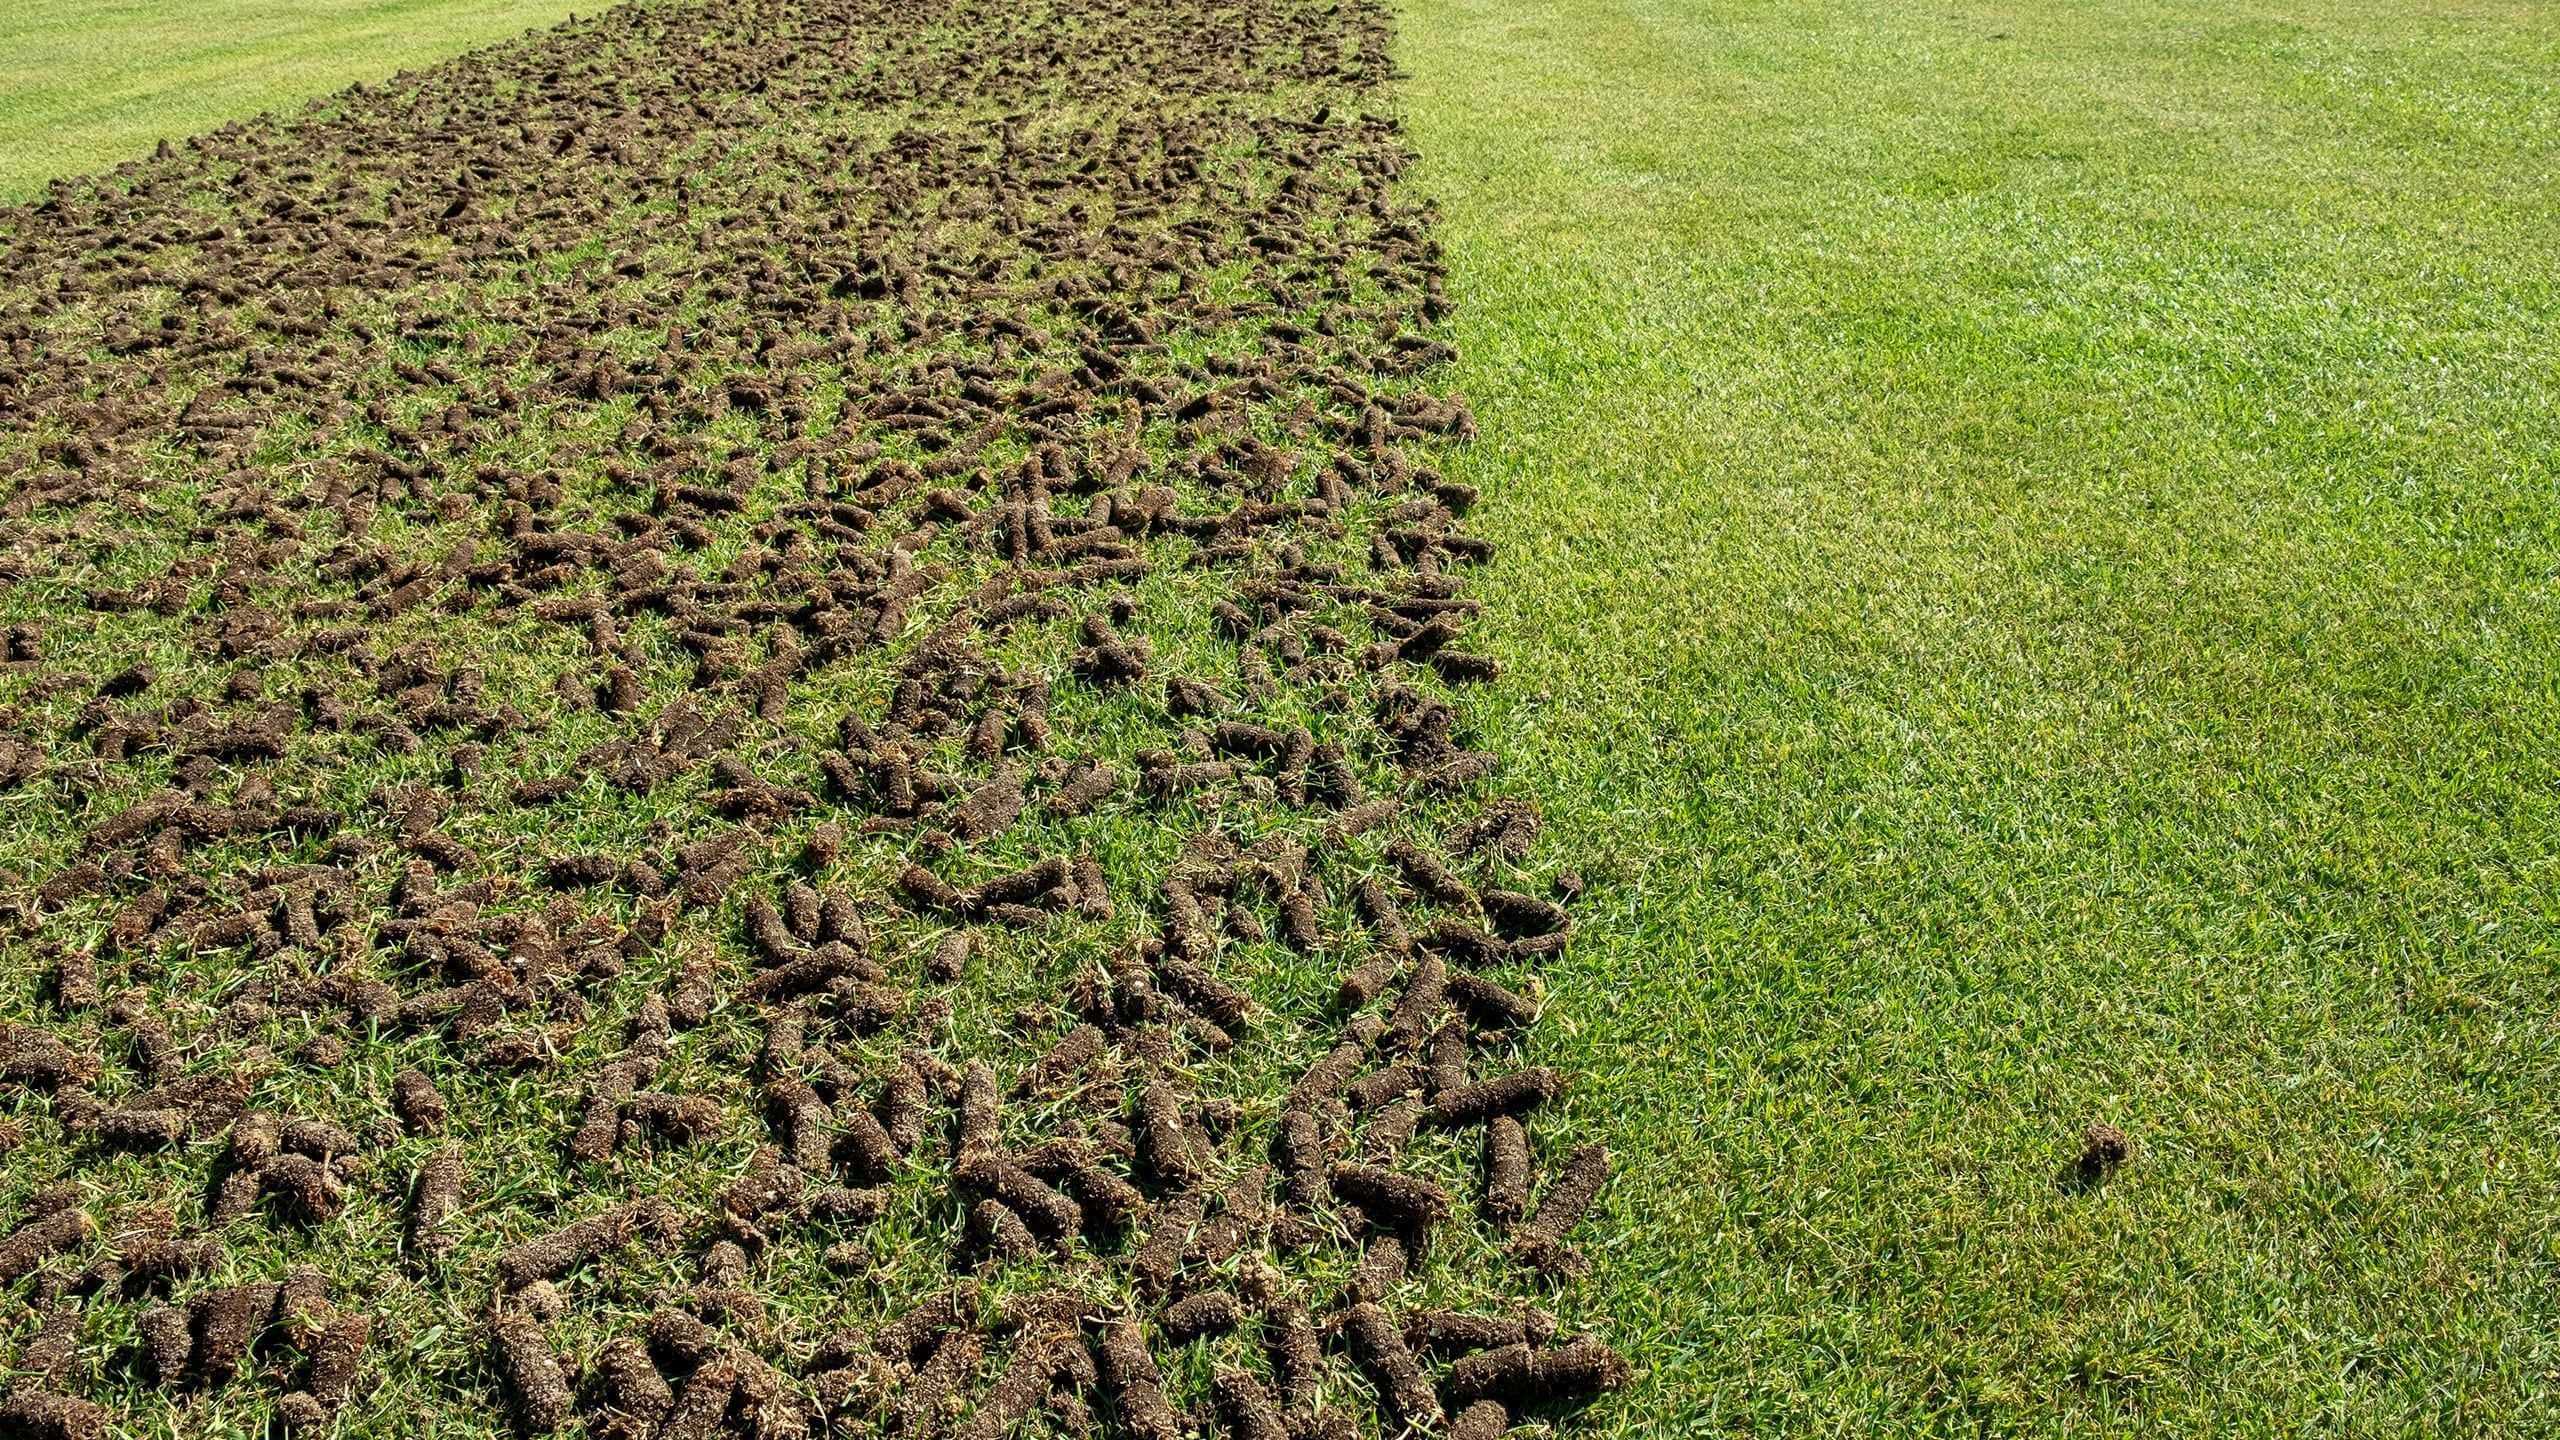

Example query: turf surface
[1396,0,2560,1432]
[4,0,2559,1434]
[0,0,584,201]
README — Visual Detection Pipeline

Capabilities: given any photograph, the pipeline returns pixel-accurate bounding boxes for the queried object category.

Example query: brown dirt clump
[1448,1398,1513,1440]
[1336,1300,1441,1429]
[0,1210,92,1284]
[490,1309,574,1434]
[1509,1144,1610,1276]
[2075,1120,2132,1187]
[407,1144,465,1260]
[586,1337,674,1440]
[1446,1339,1633,1406]
[1097,1318,1183,1440]
[0,1390,109,1440]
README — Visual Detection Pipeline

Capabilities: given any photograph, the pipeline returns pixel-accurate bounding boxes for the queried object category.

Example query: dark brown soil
[2071,1120,2132,1190]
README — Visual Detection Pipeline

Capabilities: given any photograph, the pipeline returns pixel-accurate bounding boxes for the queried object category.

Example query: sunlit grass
[0,0,586,200]
[1398,0,2560,1432]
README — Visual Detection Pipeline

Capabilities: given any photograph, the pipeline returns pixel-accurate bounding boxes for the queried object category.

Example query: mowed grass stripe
[0,0,588,202]
[1397,0,2560,1433]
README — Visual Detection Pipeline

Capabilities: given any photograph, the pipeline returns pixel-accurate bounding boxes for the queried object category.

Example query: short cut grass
[0,0,587,201]
[1398,0,2560,1433]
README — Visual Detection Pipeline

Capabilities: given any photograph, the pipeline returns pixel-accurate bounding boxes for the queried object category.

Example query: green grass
[1395,0,2560,1432]
[5,0,2559,1433]
[0,0,584,200]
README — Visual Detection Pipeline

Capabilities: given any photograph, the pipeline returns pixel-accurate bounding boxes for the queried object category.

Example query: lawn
[1396,0,2560,1432]
[6,0,2560,1435]
[0,0,582,199]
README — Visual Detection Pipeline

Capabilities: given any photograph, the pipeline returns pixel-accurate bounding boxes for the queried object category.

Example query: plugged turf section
[0,0,1627,1435]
